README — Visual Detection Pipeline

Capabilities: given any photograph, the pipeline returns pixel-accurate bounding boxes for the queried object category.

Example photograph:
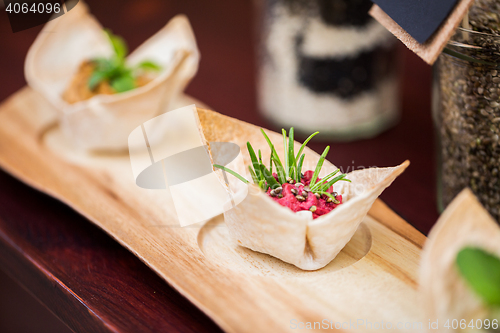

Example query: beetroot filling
[265,170,343,219]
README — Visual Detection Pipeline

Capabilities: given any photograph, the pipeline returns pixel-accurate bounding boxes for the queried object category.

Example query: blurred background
[0,0,434,331]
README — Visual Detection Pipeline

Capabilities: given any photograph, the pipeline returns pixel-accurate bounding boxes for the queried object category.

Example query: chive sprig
[214,128,351,196]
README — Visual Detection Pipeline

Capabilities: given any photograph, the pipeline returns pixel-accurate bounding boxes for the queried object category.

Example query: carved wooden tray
[0,87,427,333]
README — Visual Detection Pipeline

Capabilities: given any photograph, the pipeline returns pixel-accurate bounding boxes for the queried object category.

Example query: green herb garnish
[87,29,161,93]
[456,247,500,307]
[213,164,249,184]
[214,128,350,195]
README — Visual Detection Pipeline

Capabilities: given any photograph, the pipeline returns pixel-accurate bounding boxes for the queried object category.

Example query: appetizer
[420,189,500,331]
[215,128,351,219]
[62,30,161,104]
[214,127,409,270]
[25,2,199,151]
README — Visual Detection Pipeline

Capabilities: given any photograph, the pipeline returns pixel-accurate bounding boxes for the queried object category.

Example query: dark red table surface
[0,0,436,332]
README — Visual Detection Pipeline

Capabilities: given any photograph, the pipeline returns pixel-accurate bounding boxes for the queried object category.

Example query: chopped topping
[213,127,350,219]
[296,195,306,202]
[266,179,343,218]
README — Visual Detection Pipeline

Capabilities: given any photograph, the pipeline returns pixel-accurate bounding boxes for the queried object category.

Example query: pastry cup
[223,154,409,271]
[420,189,500,328]
[25,1,199,151]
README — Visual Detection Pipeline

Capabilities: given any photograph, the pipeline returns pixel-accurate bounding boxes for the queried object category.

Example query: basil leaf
[111,74,136,93]
[93,58,113,71]
[104,29,128,63]
[456,247,500,306]
[88,70,108,91]
[136,60,161,71]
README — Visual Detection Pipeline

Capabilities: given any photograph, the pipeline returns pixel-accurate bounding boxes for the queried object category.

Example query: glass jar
[434,26,500,220]
[257,0,399,140]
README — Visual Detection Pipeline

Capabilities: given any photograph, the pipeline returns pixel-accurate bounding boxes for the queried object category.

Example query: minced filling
[62,61,152,104]
[266,170,343,219]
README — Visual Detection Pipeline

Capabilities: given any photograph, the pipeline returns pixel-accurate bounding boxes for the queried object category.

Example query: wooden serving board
[0,87,427,333]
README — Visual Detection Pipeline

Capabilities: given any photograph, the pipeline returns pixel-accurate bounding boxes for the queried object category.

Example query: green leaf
[109,64,131,79]
[89,30,150,95]
[246,142,259,167]
[289,162,295,181]
[456,247,500,306]
[318,173,349,192]
[282,129,288,179]
[295,131,319,163]
[111,74,136,93]
[248,166,259,184]
[310,169,340,191]
[288,127,296,181]
[92,58,114,73]
[247,142,262,181]
[261,128,282,167]
[309,146,330,187]
[269,152,273,175]
[104,29,128,62]
[260,164,279,189]
[297,154,305,181]
[271,155,286,184]
[136,60,161,72]
[88,70,109,91]
[213,164,249,184]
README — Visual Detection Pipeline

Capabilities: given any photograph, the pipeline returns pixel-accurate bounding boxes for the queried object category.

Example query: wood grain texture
[0,96,222,333]
[0,87,427,333]
[0,0,439,237]
[369,0,475,65]
[0,175,223,333]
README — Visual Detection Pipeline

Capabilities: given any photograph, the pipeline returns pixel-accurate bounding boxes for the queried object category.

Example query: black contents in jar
[258,0,398,137]
[436,0,500,220]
